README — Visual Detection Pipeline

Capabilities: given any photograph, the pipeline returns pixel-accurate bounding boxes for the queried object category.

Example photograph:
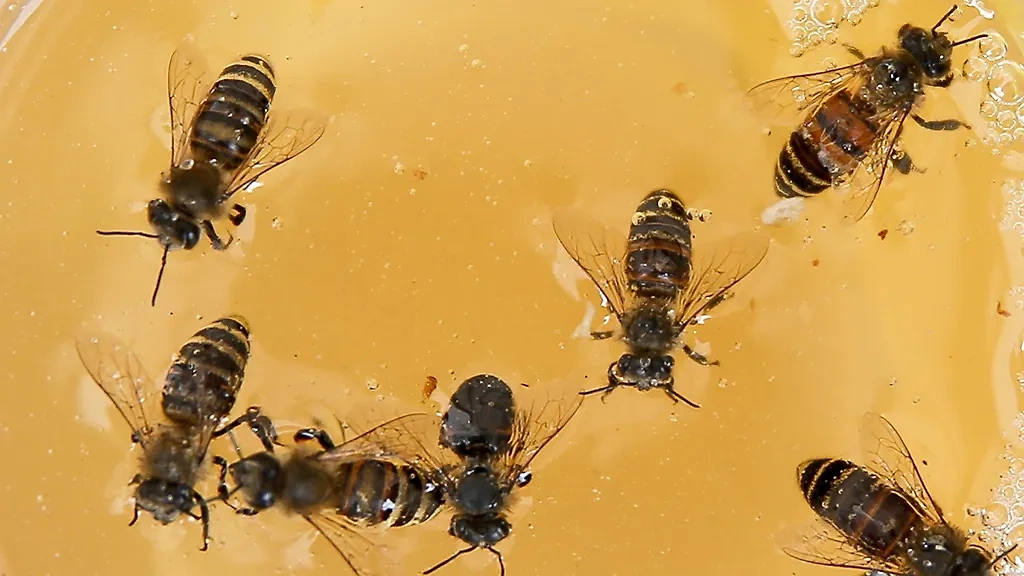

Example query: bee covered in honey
[96,41,326,306]
[214,412,445,575]
[747,5,986,221]
[553,189,768,407]
[783,412,1017,575]
[76,316,274,550]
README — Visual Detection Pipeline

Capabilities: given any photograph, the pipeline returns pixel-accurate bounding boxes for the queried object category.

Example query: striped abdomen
[190,55,276,171]
[776,90,880,198]
[798,458,924,559]
[162,316,251,425]
[334,459,445,528]
[625,189,693,300]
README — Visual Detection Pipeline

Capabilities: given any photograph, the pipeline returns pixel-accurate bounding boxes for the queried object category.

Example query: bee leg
[214,406,278,452]
[189,491,211,552]
[236,507,261,516]
[681,343,721,367]
[590,330,615,340]
[128,503,141,526]
[664,384,700,409]
[294,427,336,451]
[202,220,234,250]
[842,43,865,60]
[911,113,967,131]
[212,456,235,502]
[229,204,246,227]
[890,150,925,175]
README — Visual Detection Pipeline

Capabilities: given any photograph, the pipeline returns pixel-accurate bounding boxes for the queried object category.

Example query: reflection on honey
[3,0,1024,575]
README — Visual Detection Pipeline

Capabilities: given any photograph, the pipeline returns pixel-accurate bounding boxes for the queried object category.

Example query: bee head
[450,513,511,548]
[134,478,196,523]
[611,353,675,391]
[948,546,994,575]
[898,25,954,86]
[147,199,200,250]
[229,452,282,511]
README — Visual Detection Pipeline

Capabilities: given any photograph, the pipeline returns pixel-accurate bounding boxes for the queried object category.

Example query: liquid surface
[3,1,1024,575]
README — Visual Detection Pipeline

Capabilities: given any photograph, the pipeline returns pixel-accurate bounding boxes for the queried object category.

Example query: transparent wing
[839,108,911,223]
[167,39,212,167]
[776,516,908,573]
[305,513,395,576]
[673,230,770,329]
[746,59,874,127]
[498,390,583,487]
[221,109,329,201]
[75,332,161,446]
[859,411,945,525]
[551,206,633,320]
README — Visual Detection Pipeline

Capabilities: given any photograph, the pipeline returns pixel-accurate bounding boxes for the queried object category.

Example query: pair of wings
[746,56,913,222]
[780,412,952,573]
[553,208,769,337]
[75,332,220,465]
[167,39,327,204]
[276,397,582,576]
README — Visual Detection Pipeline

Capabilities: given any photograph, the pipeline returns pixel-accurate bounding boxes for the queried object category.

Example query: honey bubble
[987,60,1024,104]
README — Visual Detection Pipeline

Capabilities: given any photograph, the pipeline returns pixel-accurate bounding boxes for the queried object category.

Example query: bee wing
[672,230,770,328]
[838,107,911,222]
[776,516,908,573]
[167,39,213,168]
[220,109,329,202]
[316,412,457,475]
[745,59,875,127]
[499,390,583,485]
[305,513,396,576]
[859,411,946,525]
[75,332,161,447]
[551,206,632,320]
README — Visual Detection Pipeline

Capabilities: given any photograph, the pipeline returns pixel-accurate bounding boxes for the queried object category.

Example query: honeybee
[214,412,446,575]
[76,316,274,550]
[374,374,582,575]
[97,41,327,306]
[553,189,769,407]
[747,5,986,221]
[784,412,1017,574]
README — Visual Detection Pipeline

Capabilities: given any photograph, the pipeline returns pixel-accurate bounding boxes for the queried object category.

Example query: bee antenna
[989,543,1019,568]
[932,5,958,34]
[96,230,160,239]
[951,33,989,47]
[422,546,476,575]
[150,245,169,307]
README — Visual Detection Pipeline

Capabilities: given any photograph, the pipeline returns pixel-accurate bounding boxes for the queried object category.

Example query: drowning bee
[97,41,327,306]
[553,189,769,407]
[391,374,582,576]
[76,316,274,550]
[747,5,986,221]
[783,411,1017,574]
[213,412,447,575]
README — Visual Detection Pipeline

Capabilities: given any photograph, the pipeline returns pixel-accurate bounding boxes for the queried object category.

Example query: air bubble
[998,110,1017,131]
[984,502,1010,527]
[809,0,842,26]
[631,212,645,225]
[807,31,822,46]
[1014,127,1024,142]
[793,7,808,22]
[847,10,862,25]
[789,43,805,57]
[823,30,838,44]
[1000,132,1014,148]
[987,61,1024,104]
[846,0,868,11]
[981,100,999,118]
[366,379,380,391]
[963,57,989,82]
[793,26,808,41]
[980,33,1008,61]
[1001,484,1016,500]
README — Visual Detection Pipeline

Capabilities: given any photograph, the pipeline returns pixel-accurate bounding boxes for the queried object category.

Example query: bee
[76,316,275,550]
[96,41,327,306]
[783,411,1017,574]
[553,189,769,407]
[747,5,986,221]
[387,374,582,576]
[213,412,447,575]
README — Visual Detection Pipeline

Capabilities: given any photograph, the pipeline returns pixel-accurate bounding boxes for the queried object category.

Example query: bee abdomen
[625,189,693,300]
[776,131,832,198]
[162,316,251,425]
[798,458,921,558]
[334,460,445,528]
[190,55,276,171]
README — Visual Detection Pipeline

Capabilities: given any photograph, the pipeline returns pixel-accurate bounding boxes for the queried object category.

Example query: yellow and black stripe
[334,459,445,528]
[162,316,251,426]
[190,55,276,171]
[625,189,693,300]
[797,458,922,559]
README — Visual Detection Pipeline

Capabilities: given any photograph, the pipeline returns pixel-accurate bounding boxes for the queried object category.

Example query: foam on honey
[962,32,1024,154]
[786,0,880,57]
